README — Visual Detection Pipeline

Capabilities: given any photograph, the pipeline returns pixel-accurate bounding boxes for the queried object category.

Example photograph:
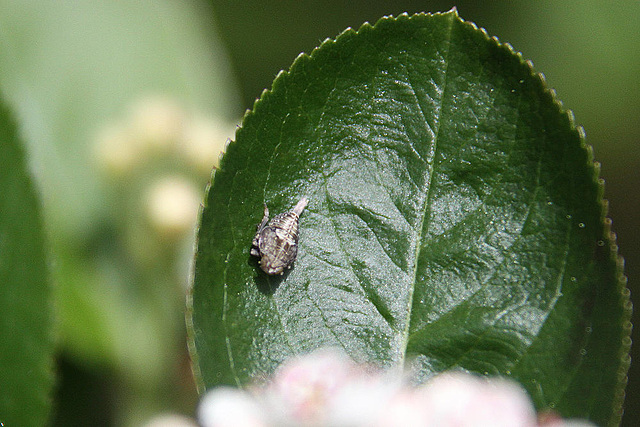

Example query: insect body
[251,197,308,275]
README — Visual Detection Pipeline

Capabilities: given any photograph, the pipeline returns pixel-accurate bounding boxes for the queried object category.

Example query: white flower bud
[195,350,599,427]
[327,371,401,427]
[198,387,267,427]
[417,372,537,427]
[145,176,201,240]
[93,123,141,176]
[143,413,198,427]
[266,349,360,425]
[373,390,429,426]
[130,96,185,152]
[181,116,235,173]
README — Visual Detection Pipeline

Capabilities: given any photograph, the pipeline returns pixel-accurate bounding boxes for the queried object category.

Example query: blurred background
[0,1,637,426]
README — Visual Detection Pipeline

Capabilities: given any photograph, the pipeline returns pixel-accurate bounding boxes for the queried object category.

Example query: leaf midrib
[399,14,456,365]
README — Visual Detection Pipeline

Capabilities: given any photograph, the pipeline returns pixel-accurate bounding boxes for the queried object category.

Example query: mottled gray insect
[251,197,308,275]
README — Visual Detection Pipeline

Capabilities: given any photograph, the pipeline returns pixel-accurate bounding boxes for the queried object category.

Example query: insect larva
[251,197,308,275]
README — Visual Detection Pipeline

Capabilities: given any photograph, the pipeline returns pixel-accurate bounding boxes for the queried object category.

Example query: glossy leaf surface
[189,11,631,425]
[0,97,54,426]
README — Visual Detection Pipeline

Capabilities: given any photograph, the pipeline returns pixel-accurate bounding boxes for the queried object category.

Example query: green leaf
[189,11,631,425]
[0,96,54,426]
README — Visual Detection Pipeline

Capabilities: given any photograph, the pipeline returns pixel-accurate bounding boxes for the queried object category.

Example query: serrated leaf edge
[460,12,632,425]
[186,178,211,395]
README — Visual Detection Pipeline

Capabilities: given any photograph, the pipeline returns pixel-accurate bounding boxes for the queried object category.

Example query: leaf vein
[399,13,456,365]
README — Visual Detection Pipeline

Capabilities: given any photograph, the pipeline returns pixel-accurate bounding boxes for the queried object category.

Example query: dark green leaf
[0,96,54,426]
[188,11,631,425]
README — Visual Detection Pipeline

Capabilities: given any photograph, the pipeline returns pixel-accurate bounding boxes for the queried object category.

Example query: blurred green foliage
[0,0,239,425]
[0,0,636,425]
[0,97,54,427]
